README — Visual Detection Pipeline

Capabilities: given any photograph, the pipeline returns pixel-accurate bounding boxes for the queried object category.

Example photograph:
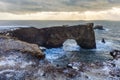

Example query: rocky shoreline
[0,23,120,80]
[0,52,120,80]
[0,35,45,59]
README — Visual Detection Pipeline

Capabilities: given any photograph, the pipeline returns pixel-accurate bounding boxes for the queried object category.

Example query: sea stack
[8,23,96,49]
[94,25,105,30]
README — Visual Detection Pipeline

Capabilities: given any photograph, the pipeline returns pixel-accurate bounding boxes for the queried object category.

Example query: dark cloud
[0,0,120,14]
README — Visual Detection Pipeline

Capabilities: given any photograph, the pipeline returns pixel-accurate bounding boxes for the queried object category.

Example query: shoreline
[0,22,120,80]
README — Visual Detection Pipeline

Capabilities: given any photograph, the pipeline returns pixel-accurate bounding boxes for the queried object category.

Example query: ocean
[0,20,120,65]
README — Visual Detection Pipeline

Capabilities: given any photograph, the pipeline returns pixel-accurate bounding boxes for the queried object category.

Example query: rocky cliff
[0,35,45,59]
[8,23,96,49]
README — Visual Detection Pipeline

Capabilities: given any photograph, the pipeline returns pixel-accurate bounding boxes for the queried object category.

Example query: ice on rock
[63,39,80,51]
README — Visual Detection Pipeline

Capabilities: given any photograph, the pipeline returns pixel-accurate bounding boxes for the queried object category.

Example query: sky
[0,0,120,20]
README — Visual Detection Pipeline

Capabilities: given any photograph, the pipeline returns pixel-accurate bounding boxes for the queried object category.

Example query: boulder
[0,35,45,59]
[94,25,105,30]
[110,49,120,59]
[8,23,96,49]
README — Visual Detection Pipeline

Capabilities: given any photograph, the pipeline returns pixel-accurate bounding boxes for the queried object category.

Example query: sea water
[0,20,120,63]
[0,20,120,79]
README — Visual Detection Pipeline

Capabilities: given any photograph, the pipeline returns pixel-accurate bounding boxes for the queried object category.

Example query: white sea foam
[94,28,110,31]
[92,40,113,51]
[63,39,80,51]
[0,26,30,32]
[105,28,110,31]
[45,48,65,60]
[0,26,29,29]
[44,39,80,60]
[39,46,47,51]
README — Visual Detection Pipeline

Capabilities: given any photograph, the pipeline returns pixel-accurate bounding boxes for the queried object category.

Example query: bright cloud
[0,7,120,20]
[0,0,120,20]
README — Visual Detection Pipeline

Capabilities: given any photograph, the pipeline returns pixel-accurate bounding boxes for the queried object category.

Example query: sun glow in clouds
[0,7,120,20]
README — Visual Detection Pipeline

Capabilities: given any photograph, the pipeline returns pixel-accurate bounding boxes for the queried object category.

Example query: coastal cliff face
[9,23,96,49]
[0,35,45,59]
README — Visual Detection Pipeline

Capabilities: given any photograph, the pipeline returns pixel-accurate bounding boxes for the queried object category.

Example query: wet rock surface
[8,23,96,49]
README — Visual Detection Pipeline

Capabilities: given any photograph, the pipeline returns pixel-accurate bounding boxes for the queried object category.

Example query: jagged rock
[8,23,96,49]
[94,25,105,30]
[101,38,106,43]
[0,35,45,59]
[110,50,120,59]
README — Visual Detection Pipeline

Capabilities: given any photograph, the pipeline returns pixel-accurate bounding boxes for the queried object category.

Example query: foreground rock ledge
[9,23,96,49]
[0,35,45,59]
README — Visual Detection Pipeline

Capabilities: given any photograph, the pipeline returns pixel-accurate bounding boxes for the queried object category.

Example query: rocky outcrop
[8,23,96,49]
[110,49,120,59]
[94,25,105,30]
[0,35,45,59]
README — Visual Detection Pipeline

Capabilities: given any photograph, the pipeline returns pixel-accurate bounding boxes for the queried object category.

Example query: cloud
[0,0,120,14]
[0,7,120,20]
[0,0,120,20]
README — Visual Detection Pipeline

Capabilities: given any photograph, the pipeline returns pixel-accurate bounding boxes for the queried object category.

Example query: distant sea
[0,20,119,28]
[0,20,120,63]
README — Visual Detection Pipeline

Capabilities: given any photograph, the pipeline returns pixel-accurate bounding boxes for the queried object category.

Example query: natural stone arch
[8,23,96,49]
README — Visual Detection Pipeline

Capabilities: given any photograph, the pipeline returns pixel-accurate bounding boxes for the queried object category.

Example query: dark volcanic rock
[94,25,105,30]
[110,49,120,59]
[0,35,45,59]
[8,23,96,49]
